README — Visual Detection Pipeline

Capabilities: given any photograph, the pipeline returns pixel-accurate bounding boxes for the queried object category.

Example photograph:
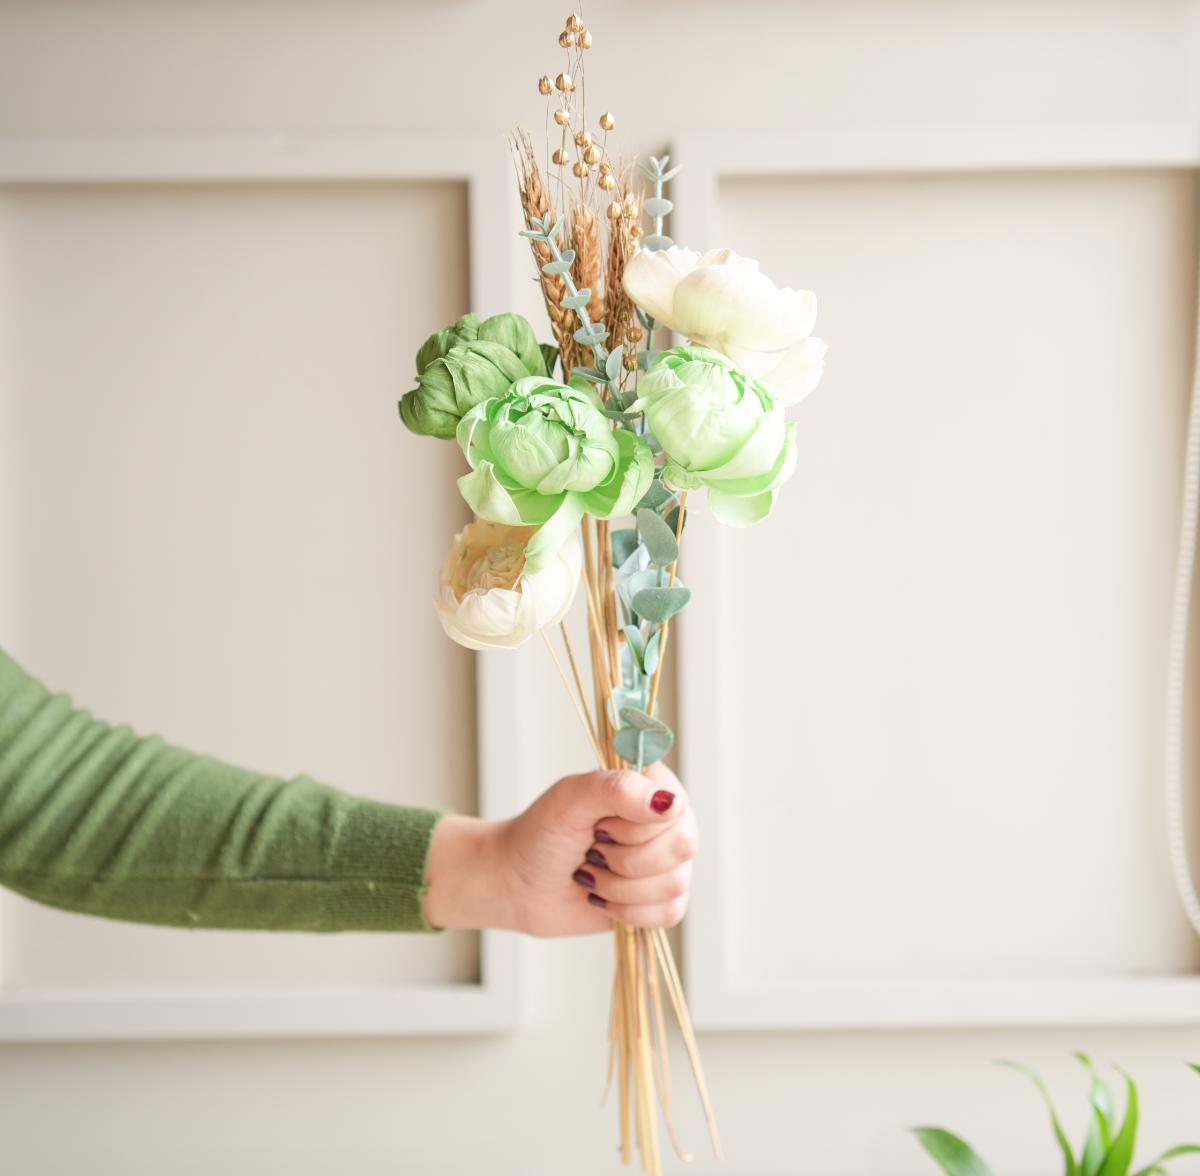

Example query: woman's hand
[422,763,697,936]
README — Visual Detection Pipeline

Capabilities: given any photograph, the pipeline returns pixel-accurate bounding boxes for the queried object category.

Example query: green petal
[708,486,777,526]
[524,493,586,571]
[398,388,457,439]
[581,430,655,518]
[477,312,545,375]
[457,461,524,524]
[705,421,797,497]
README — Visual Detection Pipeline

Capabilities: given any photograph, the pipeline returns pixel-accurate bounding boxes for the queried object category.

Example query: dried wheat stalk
[514,131,582,375]
[605,180,642,370]
[571,202,606,328]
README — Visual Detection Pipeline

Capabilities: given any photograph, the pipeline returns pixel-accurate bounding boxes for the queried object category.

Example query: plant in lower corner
[913,1056,1200,1176]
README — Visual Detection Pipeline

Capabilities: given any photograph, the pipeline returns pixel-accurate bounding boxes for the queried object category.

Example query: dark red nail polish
[650,790,675,814]
[585,848,607,867]
[573,868,596,889]
[594,828,616,844]
[587,892,608,908]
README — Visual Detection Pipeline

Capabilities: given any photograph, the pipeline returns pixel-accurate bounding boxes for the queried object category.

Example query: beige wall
[4,3,1200,1174]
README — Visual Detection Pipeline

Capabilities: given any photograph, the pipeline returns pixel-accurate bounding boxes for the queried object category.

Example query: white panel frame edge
[672,122,1200,1031]
[0,134,524,1040]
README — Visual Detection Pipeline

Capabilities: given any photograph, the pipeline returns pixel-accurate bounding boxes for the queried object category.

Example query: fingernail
[650,790,675,814]
[572,868,596,889]
[587,892,608,908]
[594,828,616,844]
[585,848,607,867]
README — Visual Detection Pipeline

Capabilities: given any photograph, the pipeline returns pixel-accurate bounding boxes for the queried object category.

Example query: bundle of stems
[545,504,721,1174]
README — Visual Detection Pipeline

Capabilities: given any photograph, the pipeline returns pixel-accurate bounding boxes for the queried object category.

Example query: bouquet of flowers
[399,13,826,1172]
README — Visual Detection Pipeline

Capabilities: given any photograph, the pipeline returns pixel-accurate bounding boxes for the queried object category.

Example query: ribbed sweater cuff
[328,800,447,933]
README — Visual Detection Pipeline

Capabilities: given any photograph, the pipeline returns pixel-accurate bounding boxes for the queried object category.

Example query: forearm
[0,647,445,933]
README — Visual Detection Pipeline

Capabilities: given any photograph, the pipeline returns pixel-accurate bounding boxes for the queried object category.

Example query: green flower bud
[400,312,550,439]
[634,346,797,526]
[457,376,654,570]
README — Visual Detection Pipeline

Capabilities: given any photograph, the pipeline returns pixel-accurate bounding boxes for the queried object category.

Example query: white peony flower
[435,520,581,650]
[622,246,827,406]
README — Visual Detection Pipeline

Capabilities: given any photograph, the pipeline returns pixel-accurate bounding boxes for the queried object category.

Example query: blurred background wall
[3,2,1200,1174]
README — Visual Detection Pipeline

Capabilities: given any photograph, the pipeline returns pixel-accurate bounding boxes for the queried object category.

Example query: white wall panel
[714,169,1200,985]
[0,180,477,989]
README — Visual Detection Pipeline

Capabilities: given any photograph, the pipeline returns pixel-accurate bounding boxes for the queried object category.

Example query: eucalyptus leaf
[643,629,662,676]
[643,234,673,252]
[559,248,576,265]
[911,1128,994,1176]
[643,197,674,218]
[519,228,546,239]
[612,725,672,768]
[605,346,625,382]
[665,503,688,537]
[617,543,649,579]
[574,325,608,345]
[637,507,679,568]
[611,528,640,568]
[563,290,591,310]
[660,165,682,183]
[573,366,605,382]
[622,624,645,672]
[637,480,674,513]
[618,706,670,734]
[631,586,690,623]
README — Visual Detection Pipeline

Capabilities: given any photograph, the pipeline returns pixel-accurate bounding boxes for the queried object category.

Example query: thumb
[557,768,686,832]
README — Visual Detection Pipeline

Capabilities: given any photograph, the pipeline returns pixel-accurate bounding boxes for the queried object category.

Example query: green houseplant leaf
[912,1127,995,1176]
[1096,1072,1138,1176]
[996,1061,1079,1176]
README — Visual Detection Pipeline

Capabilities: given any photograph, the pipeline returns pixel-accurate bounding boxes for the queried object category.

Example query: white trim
[0,134,524,1040]
[673,122,1200,1031]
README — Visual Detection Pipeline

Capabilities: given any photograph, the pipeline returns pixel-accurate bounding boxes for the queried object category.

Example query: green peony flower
[399,312,555,439]
[457,376,654,569]
[632,345,797,526]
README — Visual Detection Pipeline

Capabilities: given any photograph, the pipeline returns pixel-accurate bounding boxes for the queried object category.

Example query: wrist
[422,814,516,931]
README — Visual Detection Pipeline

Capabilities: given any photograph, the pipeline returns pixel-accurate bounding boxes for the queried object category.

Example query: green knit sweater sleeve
[0,647,446,933]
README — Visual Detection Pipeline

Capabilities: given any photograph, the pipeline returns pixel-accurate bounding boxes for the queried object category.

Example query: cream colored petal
[761,337,828,407]
[674,266,817,353]
[621,245,700,328]
[697,247,759,274]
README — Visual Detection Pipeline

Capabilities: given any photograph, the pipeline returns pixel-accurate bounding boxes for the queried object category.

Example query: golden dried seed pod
[630,224,642,239]
[572,160,588,177]
[628,326,644,343]
[552,147,571,166]
[598,111,615,130]
[599,173,616,190]
[598,161,613,174]
[559,30,574,47]
[538,75,553,95]
[624,190,637,209]
[565,12,581,32]
[607,200,623,220]
[555,72,573,92]
[573,130,592,147]
[579,28,592,49]
[584,145,600,165]
[553,108,571,126]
